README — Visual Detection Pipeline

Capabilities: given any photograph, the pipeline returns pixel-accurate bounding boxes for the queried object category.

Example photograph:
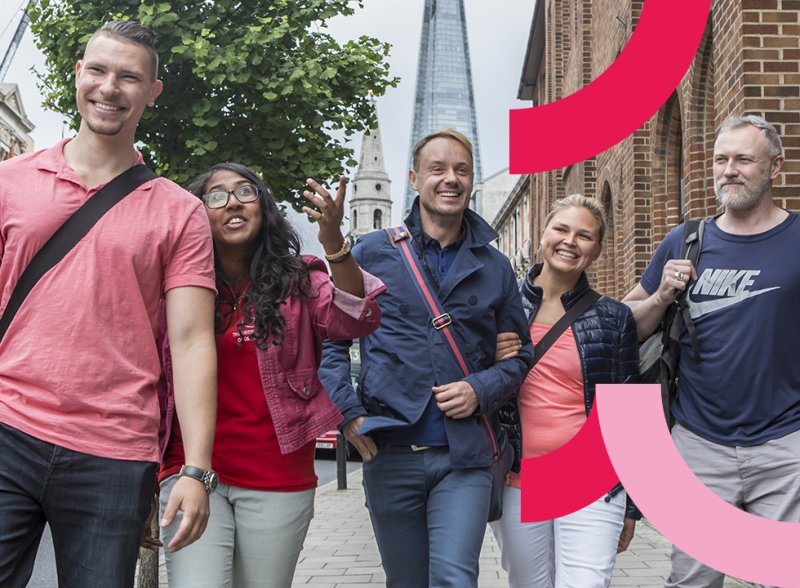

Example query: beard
[85,118,124,136]
[714,171,771,212]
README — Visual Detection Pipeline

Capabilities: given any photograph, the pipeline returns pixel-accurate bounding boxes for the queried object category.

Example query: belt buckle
[431,313,452,330]
[410,444,431,452]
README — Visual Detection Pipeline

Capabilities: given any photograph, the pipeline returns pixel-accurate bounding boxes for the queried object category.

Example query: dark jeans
[0,422,157,588]
[362,446,492,588]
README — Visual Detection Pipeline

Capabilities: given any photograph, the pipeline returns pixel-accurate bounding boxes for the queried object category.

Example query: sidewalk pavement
[158,467,752,587]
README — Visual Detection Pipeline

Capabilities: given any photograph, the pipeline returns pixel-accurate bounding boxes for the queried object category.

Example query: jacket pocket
[286,369,323,401]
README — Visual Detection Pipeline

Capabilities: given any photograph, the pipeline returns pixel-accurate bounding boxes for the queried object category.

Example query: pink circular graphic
[520,408,620,522]
[595,384,800,588]
[509,0,711,173]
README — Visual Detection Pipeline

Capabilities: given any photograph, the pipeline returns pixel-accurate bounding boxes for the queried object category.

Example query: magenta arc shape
[509,0,711,174]
[595,384,800,588]
[520,407,620,522]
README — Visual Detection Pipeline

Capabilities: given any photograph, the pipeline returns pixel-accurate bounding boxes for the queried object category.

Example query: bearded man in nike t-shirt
[624,115,800,588]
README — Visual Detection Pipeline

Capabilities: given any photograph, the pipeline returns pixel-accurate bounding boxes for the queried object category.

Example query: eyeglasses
[202,184,259,209]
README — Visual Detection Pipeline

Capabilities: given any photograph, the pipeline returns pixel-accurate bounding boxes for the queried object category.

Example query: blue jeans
[0,422,156,588]
[362,446,492,588]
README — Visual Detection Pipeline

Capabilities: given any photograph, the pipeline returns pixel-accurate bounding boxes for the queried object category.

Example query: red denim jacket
[157,255,385,457]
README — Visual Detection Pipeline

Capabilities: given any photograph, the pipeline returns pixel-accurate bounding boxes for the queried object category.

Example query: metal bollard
[336,431,347,490]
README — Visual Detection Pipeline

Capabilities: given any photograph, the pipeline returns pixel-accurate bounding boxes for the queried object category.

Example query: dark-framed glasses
[202,184,259,209]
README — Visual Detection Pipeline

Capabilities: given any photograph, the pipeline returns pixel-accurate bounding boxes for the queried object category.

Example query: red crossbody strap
[388,227,470,377]
[385,226,499,460]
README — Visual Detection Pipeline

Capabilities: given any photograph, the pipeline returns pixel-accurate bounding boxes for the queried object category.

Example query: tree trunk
[136,514,160,588]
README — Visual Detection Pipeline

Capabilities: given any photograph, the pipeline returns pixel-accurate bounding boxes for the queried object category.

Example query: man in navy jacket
[320,129,533,587]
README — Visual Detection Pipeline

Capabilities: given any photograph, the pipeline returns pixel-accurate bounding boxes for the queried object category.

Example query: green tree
[28,0,397,208]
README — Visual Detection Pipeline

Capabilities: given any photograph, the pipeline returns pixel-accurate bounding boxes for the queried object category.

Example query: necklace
[218,277,252,313]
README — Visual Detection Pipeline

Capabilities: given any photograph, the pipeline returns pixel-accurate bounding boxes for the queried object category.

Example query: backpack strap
[672,219,705,362]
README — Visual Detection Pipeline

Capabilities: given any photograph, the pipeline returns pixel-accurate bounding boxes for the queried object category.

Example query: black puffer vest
[496,263,641,517]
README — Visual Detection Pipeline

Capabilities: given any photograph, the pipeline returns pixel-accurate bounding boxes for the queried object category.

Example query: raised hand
[302,176,347,253]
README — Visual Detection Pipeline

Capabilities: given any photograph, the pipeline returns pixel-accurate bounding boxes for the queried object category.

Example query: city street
[26,461,754,587]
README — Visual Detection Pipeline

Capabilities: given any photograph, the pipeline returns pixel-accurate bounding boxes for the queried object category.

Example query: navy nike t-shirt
[641,213,800,446]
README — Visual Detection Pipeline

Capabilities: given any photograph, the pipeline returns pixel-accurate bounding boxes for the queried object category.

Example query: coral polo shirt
[0,139,215,462]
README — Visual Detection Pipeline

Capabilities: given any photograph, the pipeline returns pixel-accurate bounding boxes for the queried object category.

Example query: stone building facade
[0,83,34,160]
[492,174,531,278]
[501,0,800,298]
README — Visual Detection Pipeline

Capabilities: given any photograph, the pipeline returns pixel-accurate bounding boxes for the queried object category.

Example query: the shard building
[404,0,483,216]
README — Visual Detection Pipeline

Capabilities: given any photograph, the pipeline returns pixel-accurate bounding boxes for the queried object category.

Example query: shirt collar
[36,137,146,187]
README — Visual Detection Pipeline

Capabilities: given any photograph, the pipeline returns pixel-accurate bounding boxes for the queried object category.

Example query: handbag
[0,164,156,343]
[386,225,522,522]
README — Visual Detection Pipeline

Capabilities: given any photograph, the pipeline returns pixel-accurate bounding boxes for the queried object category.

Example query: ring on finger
[674,270,684,281]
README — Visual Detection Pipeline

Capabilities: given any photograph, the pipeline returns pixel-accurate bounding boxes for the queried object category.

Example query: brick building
[498,0,800,298]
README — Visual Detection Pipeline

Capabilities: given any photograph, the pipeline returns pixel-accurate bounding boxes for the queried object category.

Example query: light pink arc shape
[595,384,800,588]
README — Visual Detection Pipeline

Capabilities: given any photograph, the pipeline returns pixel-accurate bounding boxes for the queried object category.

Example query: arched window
[600,182,617,297]
[373,209,383,230]
[352,209,358,230]
[666,100,685,221]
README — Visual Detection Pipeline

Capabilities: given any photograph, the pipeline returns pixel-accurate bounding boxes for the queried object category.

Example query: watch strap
[179,465,217,493]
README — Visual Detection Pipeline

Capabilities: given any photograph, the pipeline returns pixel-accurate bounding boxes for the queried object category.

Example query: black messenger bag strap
[533,289,602,365]
[0,164,156,343]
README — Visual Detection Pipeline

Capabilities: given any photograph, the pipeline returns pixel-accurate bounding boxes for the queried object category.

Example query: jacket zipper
[482,414,499,462]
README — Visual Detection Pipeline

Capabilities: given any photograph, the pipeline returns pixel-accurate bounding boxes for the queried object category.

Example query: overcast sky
[0,0,534,247]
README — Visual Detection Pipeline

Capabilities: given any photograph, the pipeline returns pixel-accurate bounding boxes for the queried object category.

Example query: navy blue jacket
[496,263,641,518]
[319,200,534,469]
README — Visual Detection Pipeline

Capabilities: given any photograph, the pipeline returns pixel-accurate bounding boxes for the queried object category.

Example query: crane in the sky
[0,0,36,82]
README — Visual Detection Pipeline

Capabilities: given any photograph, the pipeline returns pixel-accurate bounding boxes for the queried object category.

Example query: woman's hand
[495,331,522,362]
[617,517,636,553]
[302,176,347,253]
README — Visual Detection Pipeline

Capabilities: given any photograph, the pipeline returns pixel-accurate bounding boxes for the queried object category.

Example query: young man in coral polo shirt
[0,21,217,586]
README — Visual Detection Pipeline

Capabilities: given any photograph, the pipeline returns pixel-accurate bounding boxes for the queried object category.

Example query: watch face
[204,471,219,493]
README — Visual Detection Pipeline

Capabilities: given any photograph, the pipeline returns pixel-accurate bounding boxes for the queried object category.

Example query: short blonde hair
[412,129,474,171]
[543,194,607,243]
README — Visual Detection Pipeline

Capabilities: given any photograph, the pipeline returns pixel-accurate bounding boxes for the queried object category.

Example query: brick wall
[511,0,800,299]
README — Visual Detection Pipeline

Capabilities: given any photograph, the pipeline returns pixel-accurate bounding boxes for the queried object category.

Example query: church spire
[349,101,392,240]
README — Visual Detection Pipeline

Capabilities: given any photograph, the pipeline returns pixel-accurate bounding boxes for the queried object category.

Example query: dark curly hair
[186,163,311,348]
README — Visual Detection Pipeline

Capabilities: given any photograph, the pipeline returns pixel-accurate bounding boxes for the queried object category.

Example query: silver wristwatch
[179,464,219,494]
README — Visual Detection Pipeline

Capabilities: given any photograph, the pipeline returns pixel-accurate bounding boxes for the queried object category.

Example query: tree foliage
[28,0,398,208]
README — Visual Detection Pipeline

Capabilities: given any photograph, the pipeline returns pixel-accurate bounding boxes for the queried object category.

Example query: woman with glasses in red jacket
[157,163,384,588]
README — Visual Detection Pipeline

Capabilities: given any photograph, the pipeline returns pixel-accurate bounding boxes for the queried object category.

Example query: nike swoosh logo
[687,287,779,319]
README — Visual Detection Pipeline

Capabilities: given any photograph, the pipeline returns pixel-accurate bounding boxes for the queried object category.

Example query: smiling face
[203,170,264,258]
[409,137,474,225]
[75,34,162,141]
[541,206,603,277]
[713,125,783,212]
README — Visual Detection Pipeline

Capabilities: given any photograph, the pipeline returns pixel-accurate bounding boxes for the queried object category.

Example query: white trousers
[159,475,315,588]
[490,485,626,588]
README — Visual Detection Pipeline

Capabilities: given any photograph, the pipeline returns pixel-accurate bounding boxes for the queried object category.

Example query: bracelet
[324,239,351,263]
